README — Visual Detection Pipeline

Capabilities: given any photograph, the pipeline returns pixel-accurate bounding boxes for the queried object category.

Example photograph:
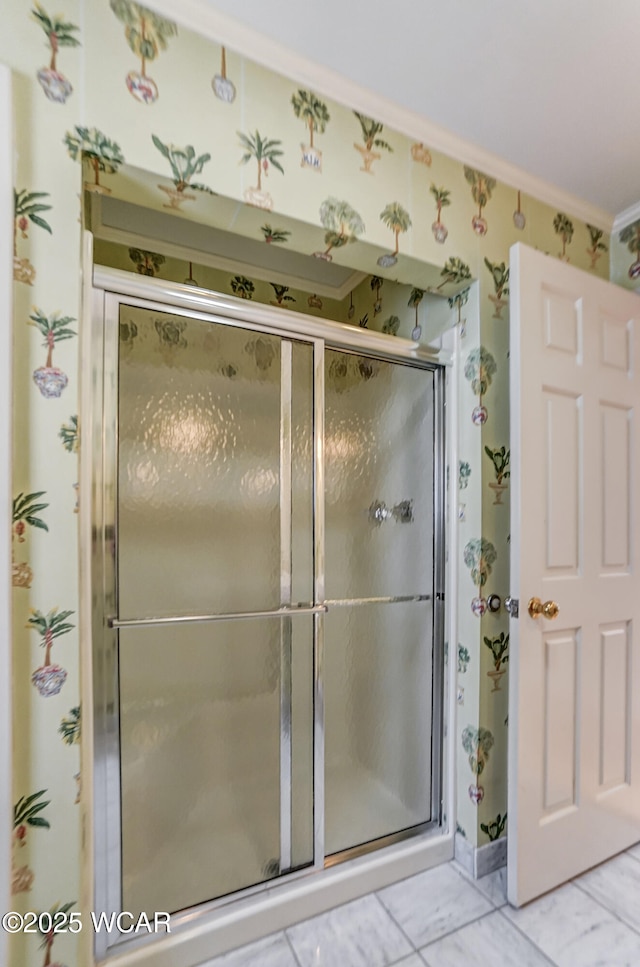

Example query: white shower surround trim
[82,260,458,967]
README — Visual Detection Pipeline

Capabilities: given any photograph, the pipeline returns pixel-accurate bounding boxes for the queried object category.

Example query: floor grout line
[572,876,640,938]
[283,928,304,967]
[493,905,559,967]
[371,891,421,960]
[419,909,497,951]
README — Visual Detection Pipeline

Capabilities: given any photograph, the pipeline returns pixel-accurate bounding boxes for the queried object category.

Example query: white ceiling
[201,0,639,219]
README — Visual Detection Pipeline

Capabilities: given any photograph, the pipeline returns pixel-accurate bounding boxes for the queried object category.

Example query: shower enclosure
[91,273,445,954]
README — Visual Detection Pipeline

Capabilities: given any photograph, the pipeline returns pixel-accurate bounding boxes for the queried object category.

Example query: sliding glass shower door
[97,292,443,934]
[115,306,316,915]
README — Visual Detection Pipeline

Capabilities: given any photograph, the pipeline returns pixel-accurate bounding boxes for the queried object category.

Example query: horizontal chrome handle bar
[108,604,328,630]
[323,595,431,607]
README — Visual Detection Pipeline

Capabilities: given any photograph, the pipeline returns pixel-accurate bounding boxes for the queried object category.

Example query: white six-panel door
[508,242,640,905]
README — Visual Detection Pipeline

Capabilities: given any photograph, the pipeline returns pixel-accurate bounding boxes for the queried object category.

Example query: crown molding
[146,0,614,234]
[612,200,640,235]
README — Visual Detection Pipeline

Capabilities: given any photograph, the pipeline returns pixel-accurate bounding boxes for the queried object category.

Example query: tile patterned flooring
[202,845,640,967]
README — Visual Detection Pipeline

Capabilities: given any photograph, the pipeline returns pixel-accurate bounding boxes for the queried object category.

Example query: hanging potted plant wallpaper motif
[32,4,80,103]
[12,492,48,589]
[109,0,177,103]
[212,46,236,103]
[152,135,214,209]
[462,726,495,804]
[463,537,497,617]
[291,89,330,171]
[464,167,496,235]
[430,185,451,244]
[464,346,497,425]
[513,190,526,230]
[13,189,52,285]
[27,607,75,698]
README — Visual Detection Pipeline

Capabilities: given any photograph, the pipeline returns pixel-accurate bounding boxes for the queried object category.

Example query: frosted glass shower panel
[119,616,314,914]
[324,351,434,600]
[324,600,433,855]
[117,307,313,616]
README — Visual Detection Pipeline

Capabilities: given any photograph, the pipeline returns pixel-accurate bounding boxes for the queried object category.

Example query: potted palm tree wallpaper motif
[59,706,81,745]
[485,445,510,504]
[463,537,497,616]
[230,275,255,299]
[270,283,295,307]
[12,491,48,589]
[464,345,497,425]
[212,46,236,103]
[261,224,291,245]
[370,275,383,314]
[59,415,78,453]
[481,813,507,842]
[64,126,124,194]
[408,287,424,340]
[152,135,213,209]
[430,184,451,244]
[13,188,52,285]
[314,197,365,261]
[458,644,470,673]
[436,256,472,293]
[291,89,330,170]
[619,220,640,279]
[109,0,177,103]
[353,112,392,173]
[27,607,75,697]
[238,130,285,210]
[586,224,608,269]
[553,212,574,261]
[484,632,509,691]
[461,725,494,804]
[464,167,496,235]
[458,461,471,490]
[36,901,75,967]
[377,202,411,267]
[128,247,165,275]
[484,259,509,319]
[32,4,79,103]
[411,142,432,166]
[29,309,76,398]
[183,261,199,286]
[513,190,526,229]
[12,789,50,895]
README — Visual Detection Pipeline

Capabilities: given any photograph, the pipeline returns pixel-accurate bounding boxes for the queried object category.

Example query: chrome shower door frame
[89,268,446,961]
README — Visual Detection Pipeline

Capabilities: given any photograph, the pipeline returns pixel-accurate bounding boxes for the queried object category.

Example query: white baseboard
[454,833,507,879]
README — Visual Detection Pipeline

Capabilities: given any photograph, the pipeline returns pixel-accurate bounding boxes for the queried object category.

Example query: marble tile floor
[201,844,640,967]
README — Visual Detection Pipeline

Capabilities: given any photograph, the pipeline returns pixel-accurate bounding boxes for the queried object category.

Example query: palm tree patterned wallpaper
[3,2,615,963]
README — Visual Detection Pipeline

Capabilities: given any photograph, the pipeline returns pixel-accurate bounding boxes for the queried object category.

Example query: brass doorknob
[528,597,559,620]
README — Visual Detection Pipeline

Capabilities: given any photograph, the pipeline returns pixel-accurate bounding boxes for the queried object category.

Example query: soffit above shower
[93,195,367,301]
[85,160,470,300]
